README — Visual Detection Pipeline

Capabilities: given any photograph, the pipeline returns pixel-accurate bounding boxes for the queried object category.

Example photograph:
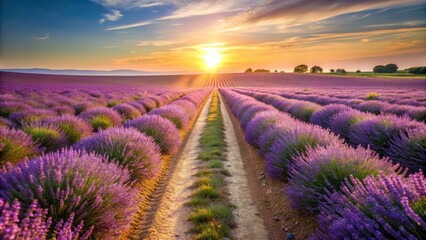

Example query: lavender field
[0,71,425,239]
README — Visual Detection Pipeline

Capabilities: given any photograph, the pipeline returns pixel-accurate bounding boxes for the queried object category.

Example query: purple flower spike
[310,104,352,128]
[149,105,190,130]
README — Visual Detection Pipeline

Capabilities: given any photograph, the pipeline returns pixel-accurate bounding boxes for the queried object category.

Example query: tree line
[244,64,425,74]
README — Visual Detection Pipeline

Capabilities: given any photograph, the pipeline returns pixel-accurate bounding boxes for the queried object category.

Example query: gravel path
[219,93,269,240]
[143,94,212,240]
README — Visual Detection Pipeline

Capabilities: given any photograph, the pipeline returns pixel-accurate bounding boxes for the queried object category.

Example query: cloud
[221,0,423,29]
[91,0,168,9]
[105,20,153,30]
[134,40,176,46]
[33,33,49,40]
[99,9,123,23]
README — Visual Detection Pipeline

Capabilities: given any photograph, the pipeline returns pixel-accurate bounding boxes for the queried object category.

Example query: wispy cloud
[105,20,153,31]
[99,9,123,23]
[33,33,49,40]
[91,0,168,9]
[220,0,424,30]
[134,40,175,46]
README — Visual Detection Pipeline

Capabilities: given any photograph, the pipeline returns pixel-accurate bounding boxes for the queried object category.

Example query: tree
[245,68,253,73]
[253,69,270,73]
[330,69,335,73]
[274,70,278,73]
[408,66,426,74]
[356,70,361,73]
[294,64,308,73]
[336,69,347,73]
[384,63,398,73]
[310,66,323,74]
[373,65,385,73]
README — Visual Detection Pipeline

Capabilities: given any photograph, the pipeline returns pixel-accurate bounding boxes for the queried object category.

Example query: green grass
[186,90,235,240]
[325,72,426,79]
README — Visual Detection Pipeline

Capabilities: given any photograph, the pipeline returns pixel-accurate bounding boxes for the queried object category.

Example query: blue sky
[1,0,425,72]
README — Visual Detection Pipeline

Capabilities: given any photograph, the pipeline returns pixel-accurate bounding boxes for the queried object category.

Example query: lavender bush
[79,107,122,131]
[265,125,342,179]
[170,100,197,118]
[127,101,147,115]
[9,109,56,126]
[49,115,92,145]
[245,111,285,147]
[0,127,39,165]
[113,103,141,120]
[287,101,322,122]
[0,149,137,239]
[349,115,426,155]
[124,115,182,155]
[287,144,399,212]
[0,198,92,239]
[149,105,190,130]
[22,123,67,152]
[386,129,426,174]
[0,101,30,118]
[136,98,157,111]
[310,104,352,129]
[329,109,371,140]
[239,104,277,130]
[311,172,426,239]
[73,127,162,182]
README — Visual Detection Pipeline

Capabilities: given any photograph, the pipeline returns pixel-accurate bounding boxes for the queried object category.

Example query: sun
[203,48,222,70]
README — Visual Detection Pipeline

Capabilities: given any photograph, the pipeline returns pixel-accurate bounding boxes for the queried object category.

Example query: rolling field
[0,71,425,239]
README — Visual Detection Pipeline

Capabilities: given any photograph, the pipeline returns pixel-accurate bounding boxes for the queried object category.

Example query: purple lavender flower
[0,198,92,239]
[48,115,92,145]
[311,172,426,239]
[0,117,15,128]
[0,149,137,239]
[127,101,147,115]
[0,127,39,165]
[386,129,426,174]
[22,122,67,152]
[9,109,57,126]
[136,98,157,111]
[310,104,352,128]
[245,111,289,147]
[113,103,142,120]
[53,104,76,115]
[287,144,399,212]
[265,124,342,179]
[149,105,190,130]
[357,100,389,114]
[239,104,277,130]
[79,107,122,131]
[73,127,162,182]
[0,101,30,118]
[349,115,426,155]
[329,109,371,140]
[287,101,322,122]
[123,115,182,155]
[170,100,197,118]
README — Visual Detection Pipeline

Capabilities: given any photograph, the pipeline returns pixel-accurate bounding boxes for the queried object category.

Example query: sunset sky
[1,0,426,73]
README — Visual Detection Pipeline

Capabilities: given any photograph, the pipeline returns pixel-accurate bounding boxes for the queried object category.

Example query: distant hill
[0,68,166,76]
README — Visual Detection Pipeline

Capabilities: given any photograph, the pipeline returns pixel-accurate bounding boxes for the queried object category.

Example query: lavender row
[234,89,426,174]
[0,89,211,238]
[255,88,426,122]
[0,88,205,166]
[219,88,425,239]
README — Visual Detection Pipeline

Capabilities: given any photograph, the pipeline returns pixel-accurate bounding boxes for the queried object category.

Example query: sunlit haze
[1,0,426,73]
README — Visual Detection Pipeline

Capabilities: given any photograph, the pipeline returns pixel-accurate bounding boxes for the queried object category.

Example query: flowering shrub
[0,198,93,239]
[53,104,76,115]
[0,101,29,118]
[73,127,162,182]
[287,101,321,121]
[311,172,426,239]
[48,115,92,145]
[357,100,389,114]
[349,115,425,155]
[287,144,399,212]
[239,105,276,130]
[310,104,352,128]
[149,105,190,130]
[9,109,56,126]
[0,117,15,128]
[0,127,39,165]
[245,111,285,147]
[170,100,197,118]
[127,101,147,115]
[265,125,342,179]
[0,149,137,238]
[329,109,370,140]
[136,98,157,111]
[113,103,141,120]
[22,122,67,152]
[79,107,122,131]
[124,115,182,155]
[386,129,426,173]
